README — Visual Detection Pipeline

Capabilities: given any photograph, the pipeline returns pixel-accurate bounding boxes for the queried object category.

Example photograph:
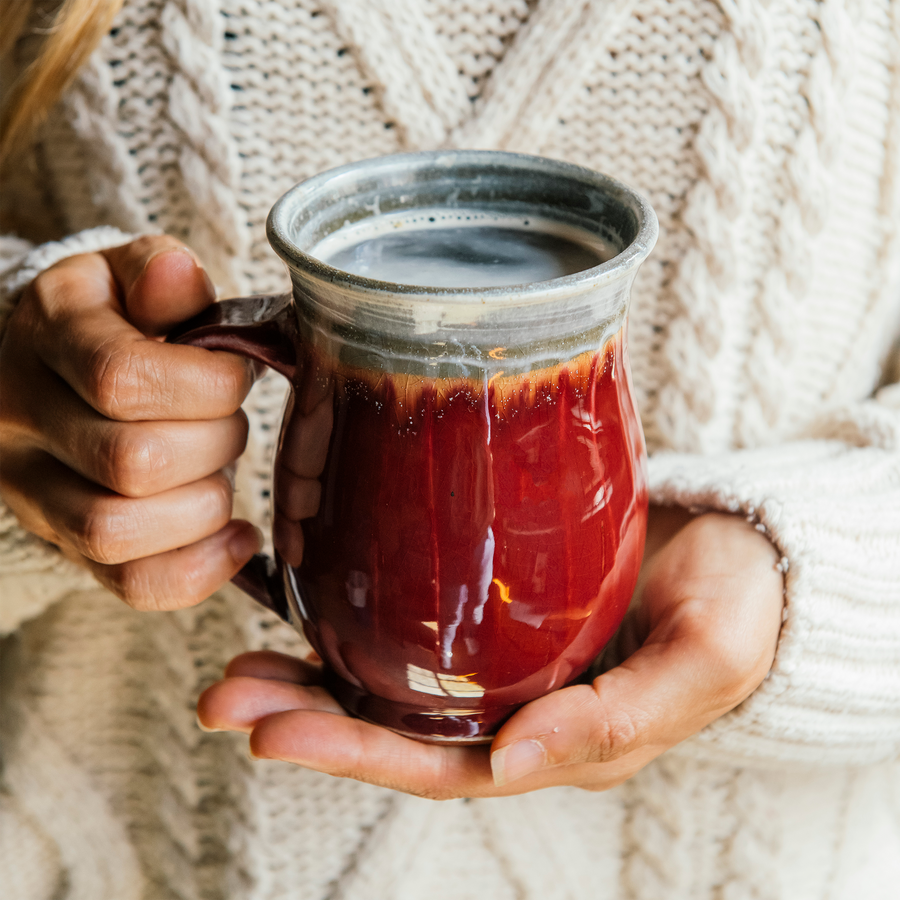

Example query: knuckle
[585,702,644,764]
[25,252,113,330]
[72,502,131,564]
[29,254,101,319]
[172,557,217,606]
[113,561,206,611]
[99,562,151,608]
[693,627,765,707]
[209,361,252,411]
[88,345,161,420]
[406,758,458,801]
[208,471,235,514]
[30,266,70,312]
[98,428,172,497]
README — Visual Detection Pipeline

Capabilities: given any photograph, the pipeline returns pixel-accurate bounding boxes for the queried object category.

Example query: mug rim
[266,150,658,308]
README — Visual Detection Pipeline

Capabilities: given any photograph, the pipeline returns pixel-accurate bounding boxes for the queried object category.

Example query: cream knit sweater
[1,1,899,898]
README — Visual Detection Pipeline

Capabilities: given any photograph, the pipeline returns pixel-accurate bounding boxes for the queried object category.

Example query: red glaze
[274,329,648,742]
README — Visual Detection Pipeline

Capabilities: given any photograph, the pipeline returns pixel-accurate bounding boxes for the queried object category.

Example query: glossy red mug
[171,151,658,743]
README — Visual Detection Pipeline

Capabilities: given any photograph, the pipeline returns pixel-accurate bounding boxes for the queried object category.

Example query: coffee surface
[311,214,610,288]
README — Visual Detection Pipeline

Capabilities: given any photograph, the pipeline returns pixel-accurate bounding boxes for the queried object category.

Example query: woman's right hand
[0,235,262,610]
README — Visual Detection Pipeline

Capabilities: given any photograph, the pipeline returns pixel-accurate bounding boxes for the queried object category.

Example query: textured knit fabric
[1,1,899,898]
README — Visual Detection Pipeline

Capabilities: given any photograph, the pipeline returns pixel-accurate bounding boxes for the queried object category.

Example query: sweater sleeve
[651,376,900,768]
[0,227,135,635]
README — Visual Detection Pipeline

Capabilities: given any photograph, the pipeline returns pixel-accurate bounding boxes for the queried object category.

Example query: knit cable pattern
[622,756,704,899]
[655,0,761,453]
[322,0,474,149]
[160,0,250,293]
[825,0,900,404]
[736,0,854,446]
[454,0,638,151]
[1,596,146,900]
[59,53,150,235]
[427,0,534,100]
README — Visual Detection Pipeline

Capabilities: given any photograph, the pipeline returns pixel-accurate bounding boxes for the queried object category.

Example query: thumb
[489,639,734,789]
[103,236,216,336]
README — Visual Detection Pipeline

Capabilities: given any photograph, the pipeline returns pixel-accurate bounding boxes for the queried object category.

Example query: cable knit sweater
[1,2,899,899]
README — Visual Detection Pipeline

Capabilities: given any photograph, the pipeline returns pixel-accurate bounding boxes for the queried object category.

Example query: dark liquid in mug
[277,220,647,741]
[318,220,609,287]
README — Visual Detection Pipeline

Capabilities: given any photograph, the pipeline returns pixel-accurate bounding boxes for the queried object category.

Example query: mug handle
[167,292,298,622]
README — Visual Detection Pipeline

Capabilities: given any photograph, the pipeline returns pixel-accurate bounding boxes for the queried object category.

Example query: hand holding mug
[0,236,262,609]
[197,508,784,796]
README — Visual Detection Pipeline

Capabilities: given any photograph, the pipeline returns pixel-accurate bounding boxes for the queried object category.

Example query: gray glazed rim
[266,150,659,307]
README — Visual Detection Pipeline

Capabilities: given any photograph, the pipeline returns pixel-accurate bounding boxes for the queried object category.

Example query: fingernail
[228,524,264,563]
[143,247,216,298]
[247,742,269,762]
[142,246,193,276]
[196,713,223,733]
[491,738,546,787]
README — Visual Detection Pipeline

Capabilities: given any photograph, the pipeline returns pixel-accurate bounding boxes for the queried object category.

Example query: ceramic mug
[171,150,658,743]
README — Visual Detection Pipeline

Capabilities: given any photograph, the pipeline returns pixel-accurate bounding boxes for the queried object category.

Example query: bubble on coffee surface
[309,210,612,289]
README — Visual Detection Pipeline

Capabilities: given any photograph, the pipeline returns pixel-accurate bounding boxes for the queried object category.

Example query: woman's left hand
[197,508,784,797]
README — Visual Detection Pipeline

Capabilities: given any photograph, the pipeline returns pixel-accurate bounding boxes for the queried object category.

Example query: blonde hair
[0,0,124,168]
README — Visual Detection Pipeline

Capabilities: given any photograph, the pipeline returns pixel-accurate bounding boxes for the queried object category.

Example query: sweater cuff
[0,227,134,333]
[0,236,34,333]
[0,227,136,634]
[0,236,34,271]
[649,420,900,766]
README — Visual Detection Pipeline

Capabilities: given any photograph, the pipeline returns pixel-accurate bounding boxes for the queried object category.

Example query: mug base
[324,668,517,745]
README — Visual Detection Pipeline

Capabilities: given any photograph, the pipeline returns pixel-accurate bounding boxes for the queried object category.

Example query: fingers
[198,675,628,798]
[199,624,752,798]
[32,385,248,497]
[25,249,254,421]
[248,709,498,799]
[270,392,332,567]
[103,236,216,336]
[2,442,261,608]
[0,236,266,613]
[278,392,333,478]
[489,651,691,789]
[274,468,321,520]
[3,449,237,564]
[88,519,263,611]
[8,356,249,496]
[1,449,261,613]
[198,675,344,734]
[199,656,500,798]
[225,650,323,682]
[489,633,765,790]
[199,651,333,734]
[60,410,249,498]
